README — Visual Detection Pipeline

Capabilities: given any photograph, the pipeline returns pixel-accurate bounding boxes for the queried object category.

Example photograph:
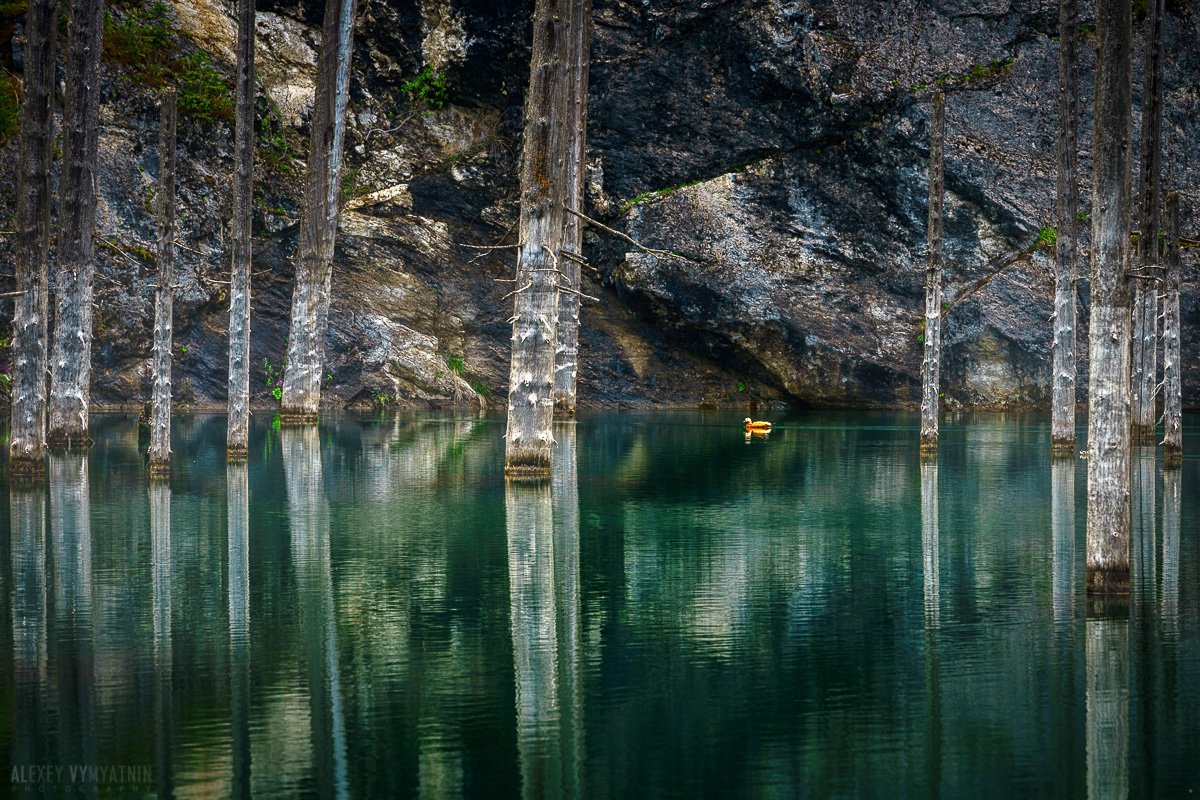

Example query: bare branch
[563,205,682,260]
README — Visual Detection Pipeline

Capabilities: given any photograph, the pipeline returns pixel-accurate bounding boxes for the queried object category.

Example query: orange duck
[744,417,772,433]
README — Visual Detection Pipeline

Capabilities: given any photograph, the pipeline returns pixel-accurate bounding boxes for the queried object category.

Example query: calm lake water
[2,411,1199,798]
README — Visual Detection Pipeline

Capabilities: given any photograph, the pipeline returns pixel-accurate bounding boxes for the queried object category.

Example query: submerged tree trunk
[1162,192,1182,463]
[505,0,573,475]
[553,0,592,419]
[1086,0,1133,596]
[281,0,357,423]
[8,0,58,479]
[919,91,945,454]
[1052,0,1080,455]
[48,0,104,449]
[226,0,256,458]
[149,91,178,479]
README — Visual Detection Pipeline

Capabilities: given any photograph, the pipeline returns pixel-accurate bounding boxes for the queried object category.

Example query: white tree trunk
[48,0,104,449]
[553,0,592,419]
[8,0,57,479]
[1051,0,1079,454]
[149,91,178,478]
[506,0,574,475]
[227,0,257,458]
[1086,0,1133,596]
[281,0,357,422]
[1161,192,1182,463]
[919,92,945,453]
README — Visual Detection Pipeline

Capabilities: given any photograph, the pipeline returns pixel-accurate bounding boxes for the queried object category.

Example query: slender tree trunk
[1052,0,1080,455]
[1086,0,1133,596]
[1130,0,1165,444]
[149,91,178,479]
[1161,192,1182,463]
[227,0,256,458]
[47,0,103,449]
[281,0,357,423]
[919,91,945,454]
[506,0,573,475]
[553,0,592,419]
[8,0,58,479]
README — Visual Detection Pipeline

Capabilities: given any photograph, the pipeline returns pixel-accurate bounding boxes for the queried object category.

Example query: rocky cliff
[1,0,1197,412]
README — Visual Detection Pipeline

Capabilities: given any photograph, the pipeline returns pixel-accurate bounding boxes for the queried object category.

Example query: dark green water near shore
[2,411,1198,798]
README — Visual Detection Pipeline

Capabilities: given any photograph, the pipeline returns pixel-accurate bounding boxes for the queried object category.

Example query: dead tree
[48,0,104,449]
[1162,192,1182,464]
[1130,0,1165,444]
[920,91,946,454]
[553,0,592,419]
[1086,0,1133,596]
[1052,0,1080,455]
[505,0,573,475]
[8,0,58,479]
[281,0,357,423]
[149,91,178,479]
[226,0,256,458]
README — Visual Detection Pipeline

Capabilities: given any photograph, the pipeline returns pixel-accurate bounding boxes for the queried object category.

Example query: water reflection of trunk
[1161,468,1179,632]
[282,426,350,799]
[506,477,563,799]
[1129,447,1156,798]
[149,478,175,798]
[1051,459,1085,788]
[1051,459,1076,623]
[228,462,252,799]
[1085,611,1128,799]
[11,487,51,777]
[920,458,941,798]
[48,453,97,796]
[553,426,584,800]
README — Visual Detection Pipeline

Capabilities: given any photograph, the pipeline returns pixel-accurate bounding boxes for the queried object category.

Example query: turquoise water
[2,411,1198,798]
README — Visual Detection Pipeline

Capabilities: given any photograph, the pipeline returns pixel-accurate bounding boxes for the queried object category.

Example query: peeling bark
[1052,0,1080,454]
[1130,0,1164,444]
[919,91,945,453]
[227,0,256,458]
[281,0,357,423]
[1086,0,1133,596]
[1162,193,1181,463]
[8,0,58,480]
[48,0,104,449]
[506,0,573,475]
[553,0,592,419]
[149,91,178,479]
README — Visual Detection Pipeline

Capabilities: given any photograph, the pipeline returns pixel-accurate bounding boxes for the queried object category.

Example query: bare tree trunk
[1052,0,1080,455]
[553,0,592,419]
[149,91,178,479]
[506,0,573,475]
[226,0,256,458]
[1162,192,1182,463]
[1086,0,1133,596]
[281,0,357,423]
[8,0,58,480]
[47,0,104,449]
[919,91,945,454]
[1130,0,1165,445]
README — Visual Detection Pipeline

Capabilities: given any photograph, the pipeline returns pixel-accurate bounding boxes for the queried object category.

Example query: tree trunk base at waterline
[1051,437,1076,457]
[1086,566,1129,596]
[504,456,552,479]
[919,434,938,454]
[226,445,249,462]
[1164,445,1182,467]
[46,429,94,450]
[8,453,46,482]
[149,458,170,480]
[279,411,319,426]
[1130,424,1156,446]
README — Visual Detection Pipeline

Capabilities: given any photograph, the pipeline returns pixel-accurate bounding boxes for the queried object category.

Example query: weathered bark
[919,92,945,453]
[226,0,257,458]
[506,0,574,475]
[1051,457,1075,624]
[281,0,357,423]
[149,90,178,479]
[1052,0,1080,455]
[1162,193,1182,463]
[227,461,252,799]
[8,0,58,479]
[47,0,104,449]
[553,0,592,419]
[1130,0,1165,444]
[1086,0,1133,596]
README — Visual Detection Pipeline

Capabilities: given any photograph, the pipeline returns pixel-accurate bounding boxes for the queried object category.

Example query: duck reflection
[149,477,175,799]
[228,461,252,799]
[505,425,585,800]
[282,426,350,800]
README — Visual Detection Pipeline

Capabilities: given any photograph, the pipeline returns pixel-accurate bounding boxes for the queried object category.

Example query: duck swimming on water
[744,417,772,432]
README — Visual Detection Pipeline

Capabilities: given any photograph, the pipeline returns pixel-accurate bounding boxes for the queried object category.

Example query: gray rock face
[2,0,1198,411]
